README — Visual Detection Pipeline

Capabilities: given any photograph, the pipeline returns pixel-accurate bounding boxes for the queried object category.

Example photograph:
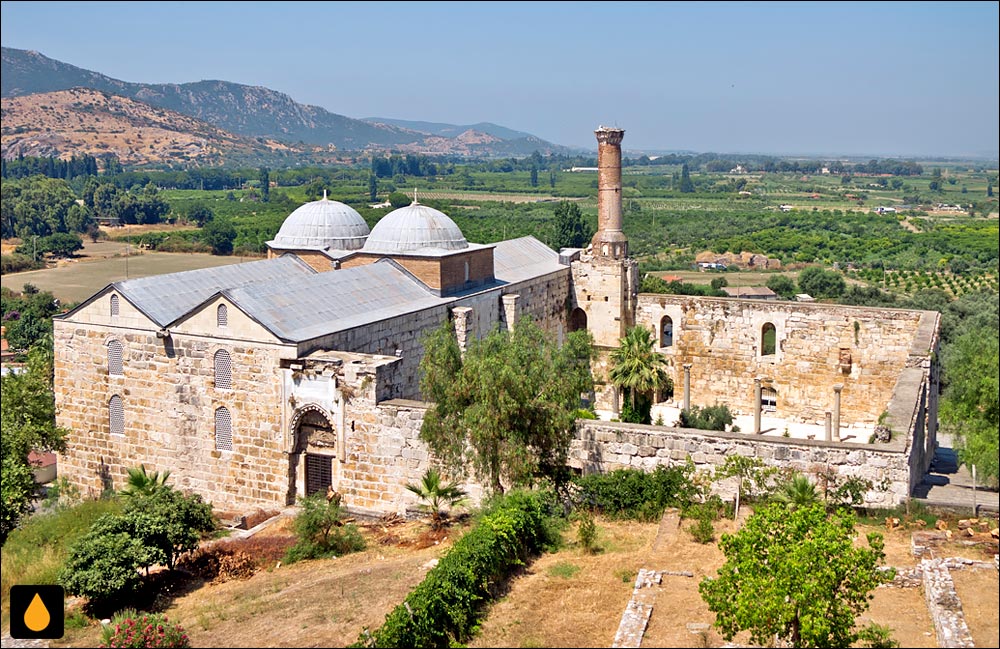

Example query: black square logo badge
[10,585,64,639]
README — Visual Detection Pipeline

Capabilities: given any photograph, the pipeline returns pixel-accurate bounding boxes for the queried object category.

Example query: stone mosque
[53,127,941,517]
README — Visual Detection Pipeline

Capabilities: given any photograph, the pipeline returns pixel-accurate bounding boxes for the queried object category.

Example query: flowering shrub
[99,610,190,648]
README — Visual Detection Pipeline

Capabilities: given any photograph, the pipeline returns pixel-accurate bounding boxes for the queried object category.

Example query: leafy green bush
[356,489,559,648]
[678,404,734,432]
[572,462,704,521]
[1,253,45,273]
[99,609,190,648]
[689,516,715,544]
[577,511,598,553]
[284,493,365,563]
[59,523,153,606]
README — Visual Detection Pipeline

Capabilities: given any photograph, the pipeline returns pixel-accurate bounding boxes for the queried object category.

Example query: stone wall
[54,322,294,512]
[635,295,939,426]
[570,419,921,508]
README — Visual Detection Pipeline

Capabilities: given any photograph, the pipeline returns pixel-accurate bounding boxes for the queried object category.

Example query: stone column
[452,307,473,356]
[833,384,844,442]
[825,411,833,442]
[683,363,692,411]
[501,293,521,332]
[754,377,762,434]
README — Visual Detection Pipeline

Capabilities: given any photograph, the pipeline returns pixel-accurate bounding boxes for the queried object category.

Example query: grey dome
[362,201,468,255]
[270,195,370,251]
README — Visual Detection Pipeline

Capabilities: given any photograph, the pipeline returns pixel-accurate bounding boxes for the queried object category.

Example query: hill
[0,88,312,167]
[1,47,573,158]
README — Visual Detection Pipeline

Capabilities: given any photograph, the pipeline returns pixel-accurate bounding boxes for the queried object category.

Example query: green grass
[547,561,580,579]
[1,498,122,631]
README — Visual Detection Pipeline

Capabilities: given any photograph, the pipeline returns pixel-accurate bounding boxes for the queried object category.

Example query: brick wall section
[636,295,937,425]
[339,247,495,295]
[268,249,336,272]
[54,322,294,511]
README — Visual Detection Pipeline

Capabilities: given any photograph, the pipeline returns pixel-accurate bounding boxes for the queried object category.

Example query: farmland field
[1,243,247,304]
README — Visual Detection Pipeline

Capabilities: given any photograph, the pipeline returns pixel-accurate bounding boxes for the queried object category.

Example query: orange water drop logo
[24,592,51,632]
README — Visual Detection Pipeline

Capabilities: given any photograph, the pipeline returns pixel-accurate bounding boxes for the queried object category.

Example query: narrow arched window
[215,407,233,451]
[214,350,232,390]
[109,394,124,436]
[660,315,674,347]
[761,322,777,357]
[217,304,228,328]
[110,294,120,317]
[762,387,777,412]
[464,261,470,283]
[107,339,124,376]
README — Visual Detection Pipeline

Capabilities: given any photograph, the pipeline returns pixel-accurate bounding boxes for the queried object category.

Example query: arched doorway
[569,307,587,333]
[288,406,337,503]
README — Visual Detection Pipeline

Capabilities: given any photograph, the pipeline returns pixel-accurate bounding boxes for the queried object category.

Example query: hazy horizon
[2,1,998,159]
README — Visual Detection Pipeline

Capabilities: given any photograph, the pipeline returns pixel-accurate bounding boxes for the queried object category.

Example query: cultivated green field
[1,250,246,304]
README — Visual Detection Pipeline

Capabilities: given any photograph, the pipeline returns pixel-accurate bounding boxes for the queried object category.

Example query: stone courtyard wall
[570,420,915,508]
[54,322,294,513]
[635,295,939,426]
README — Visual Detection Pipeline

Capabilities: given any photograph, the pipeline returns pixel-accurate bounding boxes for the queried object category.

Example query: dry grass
[36,509,1000,648]
[952,567,1000,648]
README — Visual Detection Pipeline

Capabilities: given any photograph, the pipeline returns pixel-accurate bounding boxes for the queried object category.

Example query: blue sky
[2,1,998,158]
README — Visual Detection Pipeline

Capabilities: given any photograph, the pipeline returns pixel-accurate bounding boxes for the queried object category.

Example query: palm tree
[609,326,671,419]
[120,464,171,498]
[405,468,468,530]
[773,474,820,511]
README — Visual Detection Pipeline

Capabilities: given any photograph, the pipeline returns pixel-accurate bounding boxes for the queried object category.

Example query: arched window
[761,387,777,412]
[109,394,124,436]
[110,294,120,317]
[217,304,228,328]
[214,350,232,390]
[464,261,470,283]
[761,322,777,357]
[569,308,587,333]
[107,339,124,376]
[660,315,674,347]
[215,407,233,451]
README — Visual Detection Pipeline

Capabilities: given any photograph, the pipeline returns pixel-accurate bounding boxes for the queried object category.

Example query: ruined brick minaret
[591,126,628,259]
[569,125,639,398]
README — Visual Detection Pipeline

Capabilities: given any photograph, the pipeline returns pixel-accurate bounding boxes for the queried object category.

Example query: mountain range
[1,47,578,166]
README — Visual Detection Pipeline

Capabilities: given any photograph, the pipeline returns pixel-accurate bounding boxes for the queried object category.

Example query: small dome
[271,194,370,251]
[362,201,468,255]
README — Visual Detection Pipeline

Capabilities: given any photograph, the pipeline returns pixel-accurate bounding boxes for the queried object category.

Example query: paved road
[911,430,999,515]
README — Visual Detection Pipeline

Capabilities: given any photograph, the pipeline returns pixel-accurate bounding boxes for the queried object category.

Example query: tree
[766,274,798,299]
[699,503,894,648]
[940,329,999,484]
[797,266,846,299]
[0,337,67,542]
[285,492,365,562]
[388,191,410,209]
[187,204,214,227]
[201,218,236,255]
[38,232,83,258]
[259,166,270,203]
[418,318,594,493]
[119,487,216,570]
[988,183,994,197]
[120,464,171,499]
[679,163,695,193]
[553,201,590,250]
[405,468,468,530]
[530,165,539,187]
[609,326,671,424]
[773,473,820,511]
[368,173,378,202]
[710,276,728,290]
